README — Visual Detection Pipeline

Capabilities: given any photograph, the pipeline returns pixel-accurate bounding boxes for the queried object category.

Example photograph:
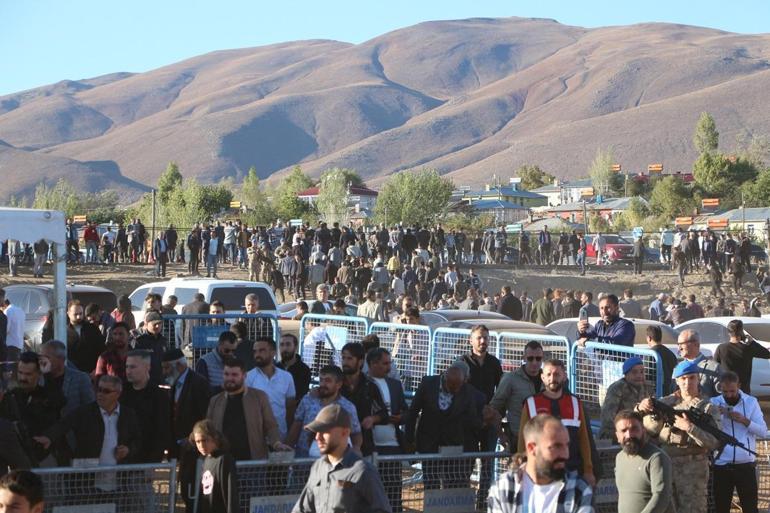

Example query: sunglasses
[526,356,543,362]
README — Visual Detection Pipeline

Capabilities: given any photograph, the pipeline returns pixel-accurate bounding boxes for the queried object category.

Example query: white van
[128,277,279,319]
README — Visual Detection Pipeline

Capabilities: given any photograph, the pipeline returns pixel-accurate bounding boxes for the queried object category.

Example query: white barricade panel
[431,328,499,376]
[298,314,369,380]
[369,322,432,397]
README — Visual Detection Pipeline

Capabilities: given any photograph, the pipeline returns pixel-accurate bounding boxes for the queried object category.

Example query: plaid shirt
[487,465,593,513]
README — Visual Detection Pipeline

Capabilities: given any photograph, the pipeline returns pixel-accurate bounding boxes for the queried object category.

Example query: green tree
[32,179,82,218]
[742,167,770,208]
[239,167,275,226]
[316,168,359,225]
[692,153,758,201]
[274,166,312,221]
[611,197,650,231]
[649,176,695,219]
[157,162,183,205]
[588,213,610,233]
[374,168,454,226]
[516,165,555,191]
[693,112,719,154]
[588,148,620,197]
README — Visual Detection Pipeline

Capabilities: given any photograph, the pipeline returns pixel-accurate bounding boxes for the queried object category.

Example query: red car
[584,234,635,265]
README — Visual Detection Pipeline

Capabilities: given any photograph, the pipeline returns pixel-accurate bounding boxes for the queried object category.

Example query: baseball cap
[145,311,162,323]
[304,404,351,433]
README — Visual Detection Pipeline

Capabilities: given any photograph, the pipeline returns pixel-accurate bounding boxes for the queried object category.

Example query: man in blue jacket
[577,294,635,347]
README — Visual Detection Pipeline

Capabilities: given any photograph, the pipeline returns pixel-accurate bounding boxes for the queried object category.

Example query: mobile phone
[579,309,589,322]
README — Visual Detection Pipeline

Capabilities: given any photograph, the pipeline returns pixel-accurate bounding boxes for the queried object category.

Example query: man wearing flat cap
[292,404,391,513]
[598,357,650,440]
[636,360,721,513]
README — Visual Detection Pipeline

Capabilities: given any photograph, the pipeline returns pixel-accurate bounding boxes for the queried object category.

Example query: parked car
[418,309,510,328]
[676,317,770,398]
[3,284,117,349]
[277,300,358,318]
[584,234,635,265]
[547,317,679,347]
[128,278,279,320]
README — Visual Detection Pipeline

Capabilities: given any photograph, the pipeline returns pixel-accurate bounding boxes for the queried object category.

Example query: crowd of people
[1,272,769,512]
[2,216,770,513]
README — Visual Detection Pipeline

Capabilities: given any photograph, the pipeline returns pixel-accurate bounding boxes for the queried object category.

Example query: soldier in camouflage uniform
[599,357,650,439]
[637,360,721,513]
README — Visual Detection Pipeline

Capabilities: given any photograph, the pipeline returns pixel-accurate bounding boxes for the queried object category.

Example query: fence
[234,451,511,513]
[298,313,369,378]
[34,461,177,513]
[569,342,663,420]
[369,322,433,397]
[496,332,570,373]
[162,313,279,367]
[430,327,500,375]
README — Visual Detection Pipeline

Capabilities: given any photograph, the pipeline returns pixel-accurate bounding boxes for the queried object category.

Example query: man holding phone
[576,294,635,347]
[710,371,766,513]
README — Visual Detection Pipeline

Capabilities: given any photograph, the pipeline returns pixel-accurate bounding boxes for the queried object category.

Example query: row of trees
[515,112,770,233]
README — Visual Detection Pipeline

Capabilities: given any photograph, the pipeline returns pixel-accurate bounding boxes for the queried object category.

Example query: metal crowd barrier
[235,451,511,513]
[430,327,500,375]
[34,461,177,513]
[496,332,570,373]
[162,313,279,367]
[569,342,663,420]
[298,314,369,378]
[369,322,432,397]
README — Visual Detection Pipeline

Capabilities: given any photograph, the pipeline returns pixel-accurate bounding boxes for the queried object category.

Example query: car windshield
[210,287,276,311]
[70,291,117,312]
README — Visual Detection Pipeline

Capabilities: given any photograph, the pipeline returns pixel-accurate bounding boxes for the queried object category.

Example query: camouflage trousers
[671,453,709,513]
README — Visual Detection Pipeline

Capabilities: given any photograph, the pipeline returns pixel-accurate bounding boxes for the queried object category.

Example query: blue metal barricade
[569,341,663,420]
[163,313,279,367]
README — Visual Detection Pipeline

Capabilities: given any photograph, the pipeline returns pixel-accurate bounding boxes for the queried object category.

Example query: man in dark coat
[43,300,105,375]
[36,375,142,465]
[497,285,523,320]
[405,361,484,490]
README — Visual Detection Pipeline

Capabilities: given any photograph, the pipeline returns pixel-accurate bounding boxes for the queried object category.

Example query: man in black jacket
[162,348,209,511]
[121,350,172,463]
[367,347,408,512]
[405,361,483,490]
[43,300,105,374]
[36,375,142,466]
[497,285,523,320]
[133,312,167,383]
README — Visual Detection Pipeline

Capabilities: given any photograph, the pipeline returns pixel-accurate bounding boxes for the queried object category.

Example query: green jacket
[531,297,556,326]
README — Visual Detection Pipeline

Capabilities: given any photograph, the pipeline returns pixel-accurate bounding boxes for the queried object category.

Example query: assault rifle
[650,397,757,456]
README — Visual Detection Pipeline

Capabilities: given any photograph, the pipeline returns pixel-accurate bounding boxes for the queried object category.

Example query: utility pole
[583,200,589,235]
[151,189,157,243]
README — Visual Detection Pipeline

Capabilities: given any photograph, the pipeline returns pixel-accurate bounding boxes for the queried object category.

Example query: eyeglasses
[526,356,543,362]
[97,387,118,394]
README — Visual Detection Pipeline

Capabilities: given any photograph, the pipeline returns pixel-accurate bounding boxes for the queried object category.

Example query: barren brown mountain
[1,17,770,202]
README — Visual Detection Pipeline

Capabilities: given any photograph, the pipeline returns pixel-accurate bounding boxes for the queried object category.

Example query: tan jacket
[207,387,280,460]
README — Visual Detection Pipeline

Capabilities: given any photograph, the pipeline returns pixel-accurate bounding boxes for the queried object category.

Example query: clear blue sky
[1,0,768,96]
